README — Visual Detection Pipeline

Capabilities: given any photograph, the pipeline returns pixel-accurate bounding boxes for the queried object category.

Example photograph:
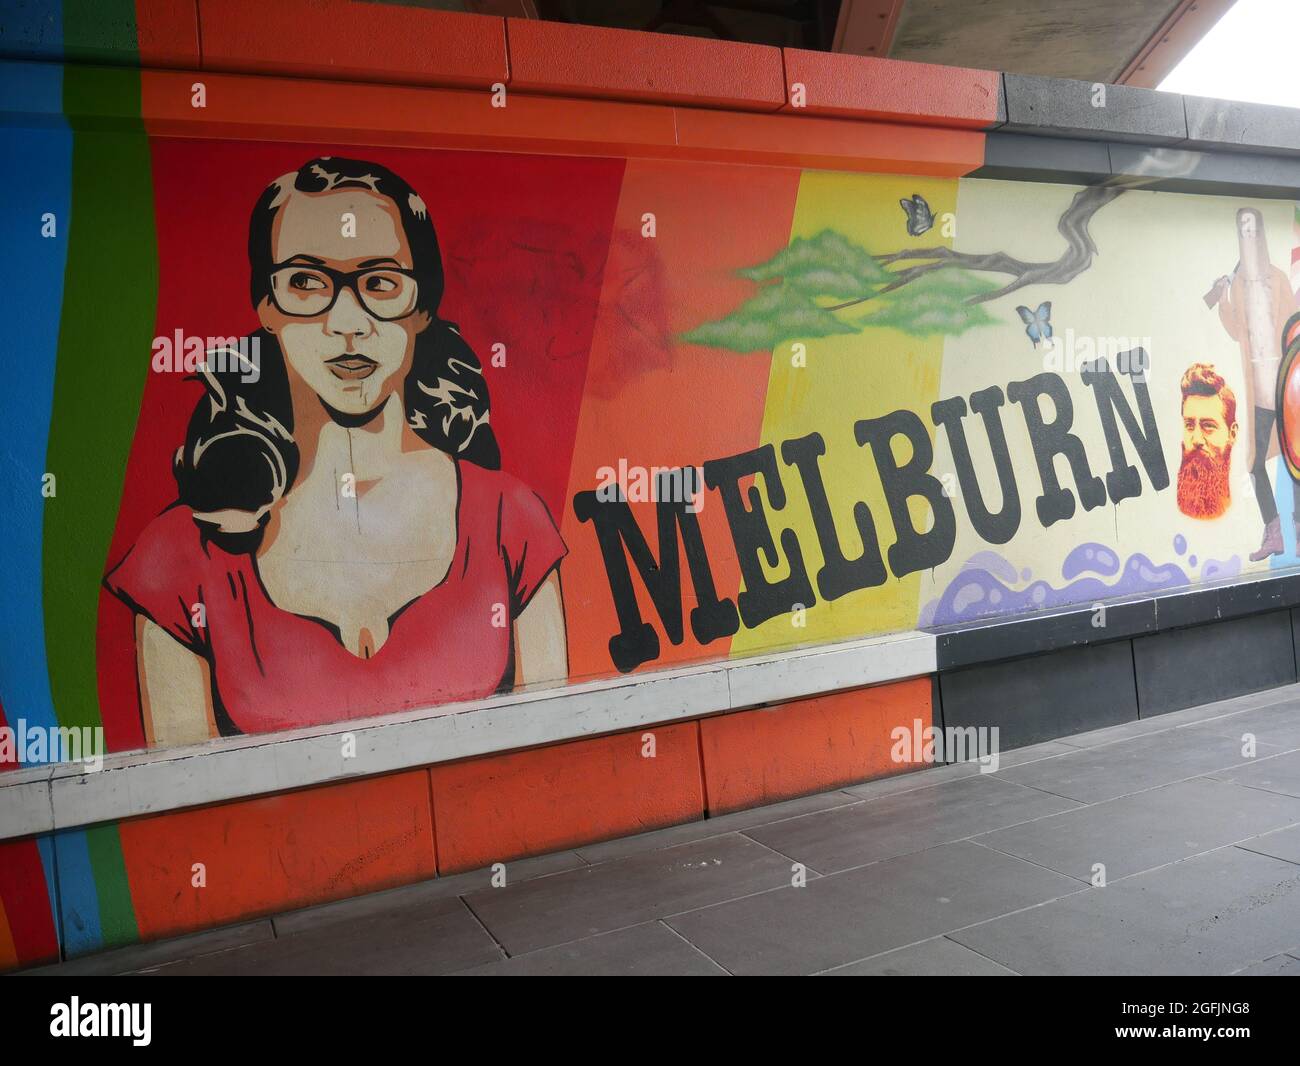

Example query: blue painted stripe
[36,834,62,950]
[52,830,102,957]
[0,0,63,63]
[1270,457,1299,569]
[0,64,69,756]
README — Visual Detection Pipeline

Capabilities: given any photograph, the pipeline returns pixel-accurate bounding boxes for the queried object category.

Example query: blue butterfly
[899,193,934,237]
[1016,302,1053,347]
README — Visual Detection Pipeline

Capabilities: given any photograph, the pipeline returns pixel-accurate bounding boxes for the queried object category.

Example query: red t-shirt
[104,461,567,735]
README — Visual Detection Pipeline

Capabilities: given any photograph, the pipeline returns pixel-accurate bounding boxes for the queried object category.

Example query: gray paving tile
[1232,953,1300,976]
[25,920,275,976]
[822,936,1018,976]
[996,725,1278,803]
[1199,700,1300,751]
[951,847,1300,975]
[452,921,727,976]
[841,761,982,799]
[837,741,1080,798]
[995,740,1081,767]
[143,896,503,976]
[462,834,795,956]
[273,850,586,937]
[976,777,1300,881]
[573,789,861,865]
[665,840,1081,976]
[744,775,1081,875]
[1212,750,1300,799]
[1237,825,1300,865]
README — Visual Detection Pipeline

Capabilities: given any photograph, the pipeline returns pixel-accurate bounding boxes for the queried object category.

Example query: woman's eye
[289,272,326,291]
[364,274,398,294]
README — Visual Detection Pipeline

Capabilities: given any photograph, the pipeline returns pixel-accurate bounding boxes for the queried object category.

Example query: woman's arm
[136,616,218,747]
[513,571,568,688]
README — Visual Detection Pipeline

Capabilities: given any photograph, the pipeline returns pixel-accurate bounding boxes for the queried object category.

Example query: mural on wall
[5,57,1300,967]
[103,158,569,746]
[5,137,1300,767]
[1206,208,1300,557]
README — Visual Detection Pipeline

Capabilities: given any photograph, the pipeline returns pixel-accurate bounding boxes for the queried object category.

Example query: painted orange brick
[781,49,1002,128]
[198,0,508,89]
[506,18,785,111]
[138,70,679,158]
[700,678,932,814]
[118,770,436,942]
[429,723,704,873]
[135,0,201,68]
[674,107,987,176]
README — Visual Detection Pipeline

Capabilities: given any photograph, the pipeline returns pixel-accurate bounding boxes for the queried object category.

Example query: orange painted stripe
[197,0,508,89]
[118,771,435,942]
[429,723,704,873]
[0,896,18,972]
[506,18,786,111]
[781,49,1002,128]
[700,678,932,814]
[559,158,802,680]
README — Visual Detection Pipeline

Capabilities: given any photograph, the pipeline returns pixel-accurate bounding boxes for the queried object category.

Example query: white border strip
[0,630,935,841]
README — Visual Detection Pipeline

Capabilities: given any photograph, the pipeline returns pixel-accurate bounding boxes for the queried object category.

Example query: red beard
[1177,444,1232,518]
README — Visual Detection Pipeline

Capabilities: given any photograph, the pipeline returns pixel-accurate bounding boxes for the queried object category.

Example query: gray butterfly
[900,193,935,237]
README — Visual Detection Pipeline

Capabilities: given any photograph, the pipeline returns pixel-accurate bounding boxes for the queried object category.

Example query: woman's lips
[326,355,378,381]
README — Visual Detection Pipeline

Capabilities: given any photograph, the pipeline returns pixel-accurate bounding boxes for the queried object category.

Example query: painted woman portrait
[105,157,569,747]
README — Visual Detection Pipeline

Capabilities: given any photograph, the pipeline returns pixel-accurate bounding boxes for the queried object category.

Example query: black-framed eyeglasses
[268,262,420,321]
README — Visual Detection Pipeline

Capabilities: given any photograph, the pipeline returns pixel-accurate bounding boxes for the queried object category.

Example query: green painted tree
[683,185,1125,353]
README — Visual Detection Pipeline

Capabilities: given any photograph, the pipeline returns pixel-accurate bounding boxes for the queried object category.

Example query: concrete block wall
[3,0,1300,969]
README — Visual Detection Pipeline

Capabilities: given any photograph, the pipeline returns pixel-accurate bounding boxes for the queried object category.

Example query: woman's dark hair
[175,156,500,539]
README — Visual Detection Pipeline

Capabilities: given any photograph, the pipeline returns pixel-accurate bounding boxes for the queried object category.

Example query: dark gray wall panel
[1107,144,1300,200]
[1133,610,1297,719]
[1291,608,1300,693]
[939,640,1138,750]
[932,597,1153,671]
[970,131,1111,185]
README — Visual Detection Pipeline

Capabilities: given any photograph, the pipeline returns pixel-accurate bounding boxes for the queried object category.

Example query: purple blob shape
[930,549,1189,627]
[1173,534,1187,555]
[1061,543,1120,580]
[1201,556,1241,582]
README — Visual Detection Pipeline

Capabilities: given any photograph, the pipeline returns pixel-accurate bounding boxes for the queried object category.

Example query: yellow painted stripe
[730,170,957,658]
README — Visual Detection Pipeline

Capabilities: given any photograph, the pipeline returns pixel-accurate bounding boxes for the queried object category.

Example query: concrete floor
[30,684,1300,976]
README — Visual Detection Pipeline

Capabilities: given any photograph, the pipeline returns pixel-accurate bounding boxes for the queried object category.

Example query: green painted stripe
[43,63,157,734]
[49,7,152,952]
[85,823,139,948]
[62,0,141,67]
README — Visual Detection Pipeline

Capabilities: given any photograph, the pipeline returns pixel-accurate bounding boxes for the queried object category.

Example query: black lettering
[573,485,739,672]
[931,386,1021,544]
[1081,351,1169,503]
[781,432,887,600]
[703,444,815,628]
[854,409,956,577]
[1007,372,1106,526]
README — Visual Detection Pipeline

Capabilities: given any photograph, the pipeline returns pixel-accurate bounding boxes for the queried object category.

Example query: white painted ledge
[0,629,935,842]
